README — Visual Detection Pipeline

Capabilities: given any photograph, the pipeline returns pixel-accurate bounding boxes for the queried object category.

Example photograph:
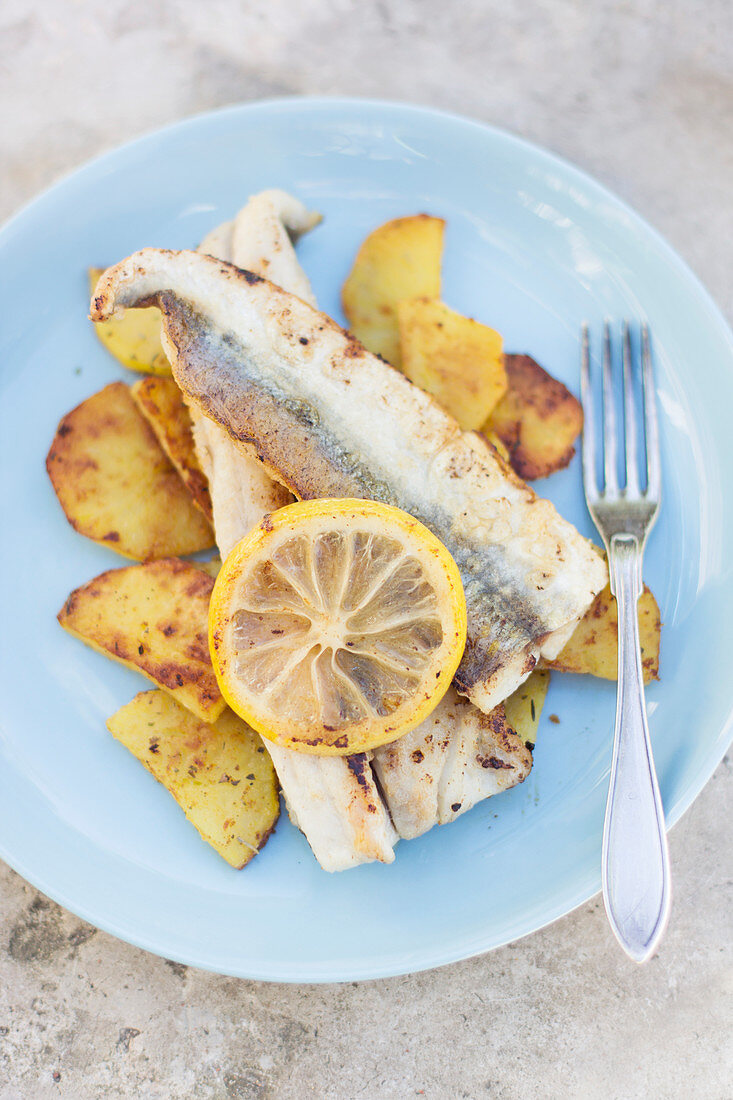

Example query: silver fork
[580,320,671,962]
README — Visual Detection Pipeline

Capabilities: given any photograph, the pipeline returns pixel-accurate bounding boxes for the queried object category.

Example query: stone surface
[1,1,731,1097]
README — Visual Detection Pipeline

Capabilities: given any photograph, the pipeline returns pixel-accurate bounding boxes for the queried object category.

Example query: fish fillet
[192,192,397,870]
[190,190,318,555]
[201,197,534,851]
[194,199,534,855]
[91,249,609,718]
[198,188,321,304]
[372,693,532,839]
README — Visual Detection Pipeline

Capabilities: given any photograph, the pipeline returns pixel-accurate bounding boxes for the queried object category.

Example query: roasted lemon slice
[209,499,467,755]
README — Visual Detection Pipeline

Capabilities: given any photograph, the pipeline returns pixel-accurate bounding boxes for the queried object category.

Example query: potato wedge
[194,556,221,579]
[341,215,444,367]
[107,690,279,868]
[483,429,510,462]
[485,354,583,479]
[543,583,660,683]
[46,382,214,560]
[89,267,171,375]
[58,557,225,723]
[131,375,213,522]
[397,298,507,430]
[503,670,550,751]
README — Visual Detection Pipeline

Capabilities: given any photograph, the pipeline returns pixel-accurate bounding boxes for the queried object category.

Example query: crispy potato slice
[483,429,510,462]
[107,690,279,868]
[58,557,225,722]
[46,382,214,560]
[543,583,660,683]
[89,267,171,375]
[503,670,550,751]
[341,215,444,367]
[194,556,221,579]
[485,354,583,479]
[397,298,507,430]
[131,375,213,522]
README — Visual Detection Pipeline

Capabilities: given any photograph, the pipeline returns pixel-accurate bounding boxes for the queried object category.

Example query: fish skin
[91,248,608,716]
[191,194,397,871]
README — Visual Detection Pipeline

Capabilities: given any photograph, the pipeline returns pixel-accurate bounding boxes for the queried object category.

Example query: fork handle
[602,533,671,962]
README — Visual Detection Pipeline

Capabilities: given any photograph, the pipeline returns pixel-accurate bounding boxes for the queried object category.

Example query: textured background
[1,2,731,1097]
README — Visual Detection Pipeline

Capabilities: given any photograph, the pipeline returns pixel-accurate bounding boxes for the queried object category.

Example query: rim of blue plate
[1,96,732,982]
[4,92,733,340]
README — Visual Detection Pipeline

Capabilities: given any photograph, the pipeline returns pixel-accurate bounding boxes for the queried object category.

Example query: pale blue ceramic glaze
[1,98,731,982]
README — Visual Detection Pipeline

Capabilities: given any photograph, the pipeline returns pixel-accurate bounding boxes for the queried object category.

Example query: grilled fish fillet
[372,695,531,839]
[190,190,317,555]
[192,192,397,870]
[197,195,534,853]
[91,248,608,717]
[191,415,292,559]
[198,188,321,304]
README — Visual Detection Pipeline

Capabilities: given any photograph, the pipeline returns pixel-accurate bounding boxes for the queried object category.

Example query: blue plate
[1,98,731,982]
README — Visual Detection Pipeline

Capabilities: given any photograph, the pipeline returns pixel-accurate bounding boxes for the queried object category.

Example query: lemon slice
[209,499,467,755]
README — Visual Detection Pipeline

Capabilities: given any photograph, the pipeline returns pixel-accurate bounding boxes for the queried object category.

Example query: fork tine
[602,320,618,493]
[622,322,639,495]
[641,324,661,500]
[580,323,598,499]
